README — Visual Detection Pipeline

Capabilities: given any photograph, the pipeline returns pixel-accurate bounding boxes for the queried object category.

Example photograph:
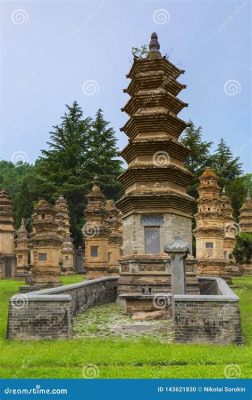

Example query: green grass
[0,276,252,378]
[60,274,85,285]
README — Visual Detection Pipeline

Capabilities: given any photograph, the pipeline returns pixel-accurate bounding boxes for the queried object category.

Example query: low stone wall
[174,277,243,344]
[7,276,119,340]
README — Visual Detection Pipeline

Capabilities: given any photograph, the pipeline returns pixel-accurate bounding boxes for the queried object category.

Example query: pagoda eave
[121,113,188,140]
[120,139,190,164]
[116,192,195,217]
[124,75,186,98]
[118,166,194,189]
[121,91,188,116]
[126,58,184,80]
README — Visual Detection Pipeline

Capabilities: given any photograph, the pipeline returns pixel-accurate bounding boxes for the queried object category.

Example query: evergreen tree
[180,121,213,198]
[38,102,123,246]
[85,108,124,200]
[211,138,243,188]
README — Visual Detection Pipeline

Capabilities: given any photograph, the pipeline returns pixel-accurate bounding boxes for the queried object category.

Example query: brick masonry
[7,277,118,340]
[6,276,243,344]
[174,277,243,344]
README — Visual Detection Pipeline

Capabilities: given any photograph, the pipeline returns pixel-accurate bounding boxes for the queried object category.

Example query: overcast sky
[1,0,251,172]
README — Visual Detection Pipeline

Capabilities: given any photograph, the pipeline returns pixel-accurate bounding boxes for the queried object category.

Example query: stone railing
[174,277,243,344]
[7,276,119,340]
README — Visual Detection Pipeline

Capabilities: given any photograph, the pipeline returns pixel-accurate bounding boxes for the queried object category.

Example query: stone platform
[73,303,174,343]
[6,275,243,344]
[118,255,200,295]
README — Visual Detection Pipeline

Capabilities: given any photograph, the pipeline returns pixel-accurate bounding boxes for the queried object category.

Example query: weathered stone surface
[174,277,243,345]
[194,168,234,280]
[15,219,29,277]
[83,177,122,278]
[74,303,174,343]
[132,310,170,320]
[30,200,62,288]
[0,189,16,278]
[239,191,252,233]
[55,196,75,275]
[7,276,118,340]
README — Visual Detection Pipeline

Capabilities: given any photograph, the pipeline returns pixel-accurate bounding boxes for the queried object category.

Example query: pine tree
[180,122,213,198]
[37,103,124,246]
[211,138,243,188]
[85,108,124,200]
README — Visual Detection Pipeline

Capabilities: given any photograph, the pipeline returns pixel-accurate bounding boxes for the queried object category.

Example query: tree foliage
[1,102,124,247]
[233,233,252,264]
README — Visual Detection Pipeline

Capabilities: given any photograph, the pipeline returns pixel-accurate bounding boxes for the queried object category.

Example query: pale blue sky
[1,0,251,172]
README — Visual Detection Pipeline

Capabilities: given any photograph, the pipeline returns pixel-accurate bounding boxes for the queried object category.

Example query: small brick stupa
[220,188,236,260]
[194,168,230,280]
[15,219,30,278]
[116,33,199,297]
[83,177,110,278]
[239,191,252,233]
[55,196,75,275]
[105,200,123,274]
[0,189,16,278]
[30,200,62,288]
[238,191,252,274]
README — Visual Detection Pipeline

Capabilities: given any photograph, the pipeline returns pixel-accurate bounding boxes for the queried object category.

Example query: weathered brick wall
[7,277,118,340]
[122,214,192,255]
[174,277,243,344]
[7,296,72,340]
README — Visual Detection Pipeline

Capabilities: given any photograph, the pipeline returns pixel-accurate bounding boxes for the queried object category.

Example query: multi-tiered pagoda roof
[117,32,195,217]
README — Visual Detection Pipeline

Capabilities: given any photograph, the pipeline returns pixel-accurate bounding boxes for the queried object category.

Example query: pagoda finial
[148,32,161,58]
[247,189,251,201]
[222,186,226,194]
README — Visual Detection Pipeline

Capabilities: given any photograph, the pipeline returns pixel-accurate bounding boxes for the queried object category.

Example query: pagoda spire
[247,189,251,201]
[148,32,161,58]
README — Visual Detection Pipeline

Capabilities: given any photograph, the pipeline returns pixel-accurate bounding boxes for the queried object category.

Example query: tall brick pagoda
[30,200,62,288]
[239,191,252,233]
[238,191,252,274]
[15,219,30,278]
[116,33,199,296]
[55,196,75,275]
[105,200,123,274]
[220,188,236,260]
[0,189,16,278]
[83,177,110,279]
[194,168,230,280]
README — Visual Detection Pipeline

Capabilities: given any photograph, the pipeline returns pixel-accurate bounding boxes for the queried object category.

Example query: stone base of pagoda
[85,264,119,280]
[239,263,252,275]
[0,255,16,279]
[117,255,200,296]
[226,263,242,277]
[197,259,231,282]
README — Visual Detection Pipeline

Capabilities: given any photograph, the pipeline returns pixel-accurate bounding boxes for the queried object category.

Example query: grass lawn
[0,275,252,378]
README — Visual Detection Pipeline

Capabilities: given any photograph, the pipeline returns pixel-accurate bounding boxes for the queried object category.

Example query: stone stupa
[116,33,199,301]
[0,189,16,278]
